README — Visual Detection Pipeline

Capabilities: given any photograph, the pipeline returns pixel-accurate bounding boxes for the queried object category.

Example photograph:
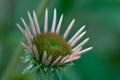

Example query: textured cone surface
[33,32,72,61]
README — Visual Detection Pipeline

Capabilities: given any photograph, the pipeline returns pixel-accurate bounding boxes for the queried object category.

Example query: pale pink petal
[75,47,93,55]
[32,45,39,61]
[70,31,86,46]
[69,25,85,43]
[33,10,40,34]
[16,26,31,46]
[65,56,80,63]
[45,55,52,66]
[44,9,48,33]
[63,19,75,38]
[57,55,69,66]
[42,50,47,64]
[21,42,32,54]
[73,38,89,51]
[16,23,25,35]
[24,30,32,48]
[27,11,36,35]
[51,8,57,33]
[56,14,63,34]
[70,47,82,58]
[51,56,62,66]
[21,17,33,39]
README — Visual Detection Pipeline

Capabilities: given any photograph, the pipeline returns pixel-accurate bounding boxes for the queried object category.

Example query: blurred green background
[0,0,120,80]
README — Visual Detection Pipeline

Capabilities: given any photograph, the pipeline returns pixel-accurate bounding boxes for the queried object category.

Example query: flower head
[17,8,92,79]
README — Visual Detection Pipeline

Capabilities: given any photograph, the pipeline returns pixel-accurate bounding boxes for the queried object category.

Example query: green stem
[43,72,48,80]
[1,0,51,80]
[36,0,51,18]
[1,45,23,80]
[36,72,48,80]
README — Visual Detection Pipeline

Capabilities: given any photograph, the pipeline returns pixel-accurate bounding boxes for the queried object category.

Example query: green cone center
[33,32,72,60]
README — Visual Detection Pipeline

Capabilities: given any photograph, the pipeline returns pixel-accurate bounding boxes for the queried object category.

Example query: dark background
[0,0,120,80]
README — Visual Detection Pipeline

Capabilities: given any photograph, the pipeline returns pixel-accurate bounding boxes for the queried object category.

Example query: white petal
[63,19,75,38]
[44,9,48,33]
[33,10,40,34]
[69,25,85,43]
[27,11,36,35]
[71,31,86,46]
[73,38,89,51]
[56,14,63,34]
[51,8,57,33]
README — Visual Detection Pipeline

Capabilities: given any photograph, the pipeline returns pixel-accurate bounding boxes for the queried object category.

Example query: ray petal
[56,14,63,34]
[45,55,52,66]
[21,17,33,39]
[32,45,39,61]
[70,47,82,58]
[63,19,75,38]
[42,50,47,64]
[71,31,86,46]
[57,55,69,66]
[73,38,89,51]
[21,42,32,53]
[51,8,57,33]
[33,10,40,34]
[69,25,85,43]
[76,47,93,55]
[51,56,62,66]
[65,56,80,63]
[24,30,32,48]
[27,11,36,35]
[16,23,25,35]
[44,9,48,33]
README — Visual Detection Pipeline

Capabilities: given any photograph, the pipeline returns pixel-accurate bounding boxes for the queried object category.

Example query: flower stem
[1,0,51,80]
[43,72,48,80]
[1,45,23,80]
[36,0,51,18]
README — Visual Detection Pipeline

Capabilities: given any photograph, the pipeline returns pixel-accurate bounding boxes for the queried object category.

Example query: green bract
[22,50,74,80]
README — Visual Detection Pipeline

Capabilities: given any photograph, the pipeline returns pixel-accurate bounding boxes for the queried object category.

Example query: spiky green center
[33,32,72,61]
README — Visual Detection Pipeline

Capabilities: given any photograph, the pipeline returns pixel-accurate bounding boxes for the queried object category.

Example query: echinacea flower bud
[17,8,93,80]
